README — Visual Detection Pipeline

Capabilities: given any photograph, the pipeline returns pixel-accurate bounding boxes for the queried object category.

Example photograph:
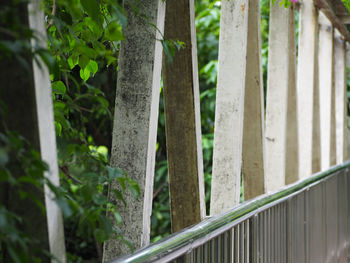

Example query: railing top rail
[109,160,350,263]
[315,0,350,41]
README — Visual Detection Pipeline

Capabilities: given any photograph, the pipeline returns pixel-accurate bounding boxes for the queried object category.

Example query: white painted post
[265,1,298,191]
[297,0,320,178]
[210,0,249,215]
[318,13,334,170]
[242,0,265,200]
[335,30,348,164]
[28,2,67,262]
[103,0,165,259]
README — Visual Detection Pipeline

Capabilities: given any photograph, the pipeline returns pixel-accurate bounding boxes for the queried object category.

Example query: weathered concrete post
[335,30,348,164]
[28,1,66,261]
[284,6,299,185]
[162,0,206,232]
[265,1,298,191]
[347,44,350,161]
[242,0,266,200]
[103,0,165,259]
[0,0,66,262]
[210,0,249,215]
[318,13,335,170]
[297,0,320,178]
[330,34,337,167]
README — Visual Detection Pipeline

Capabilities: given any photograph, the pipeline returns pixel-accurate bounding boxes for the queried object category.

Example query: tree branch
[46,0,57,30]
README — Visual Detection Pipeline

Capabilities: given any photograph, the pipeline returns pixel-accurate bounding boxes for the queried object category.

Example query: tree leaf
[55,198,73,217]
[113,211,122,226]
[52,81,66,95]
[161,40,175,63]
[111,189,126,206]
[81,0,101,25]
[107,166,123,180]
[78,55,90,69]
[83,17,103,39]
[105,21,124,41]
[67,56,79,69]
[55,121,62,136]
[80,67,90,82]
[93,194,108,205]
[86,60,98,76]
[111,3,127,27]
[0,148,8,166]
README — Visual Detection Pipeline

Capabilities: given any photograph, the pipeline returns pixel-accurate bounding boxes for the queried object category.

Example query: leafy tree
[0,0,138,261]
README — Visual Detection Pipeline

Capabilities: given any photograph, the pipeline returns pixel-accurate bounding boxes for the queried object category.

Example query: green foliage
[260,0,270,101]
[0,130,139,262]
[150,161,170,242]
[0,0,138,261]
[0,131,51,263]
[45,0,125,82]
[271,0,295,8]
[59,144,140,261]
[0,0,55,75]
[342,0,350,13]
[44,0,140,261]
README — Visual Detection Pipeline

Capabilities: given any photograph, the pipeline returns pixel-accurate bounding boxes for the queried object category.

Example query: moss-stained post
[0,0,66,262]
[297,0,320,178]
[162,0,206,232]
[285,5,299,185]
[318,13,335,170]
[210,0,249,215]
[28,1,66,261]
[329,33,337,167]
[242,0,265,200]
[103,0,165,259]
[347,44,350,161]
[265,1,298,192]
[334,30,348,164]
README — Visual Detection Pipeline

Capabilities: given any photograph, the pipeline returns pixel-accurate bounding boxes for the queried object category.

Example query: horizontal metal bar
[109,160,350,263]
[314,0,350,42]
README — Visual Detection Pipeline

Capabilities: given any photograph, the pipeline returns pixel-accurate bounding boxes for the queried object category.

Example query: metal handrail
[110,160,350,263]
